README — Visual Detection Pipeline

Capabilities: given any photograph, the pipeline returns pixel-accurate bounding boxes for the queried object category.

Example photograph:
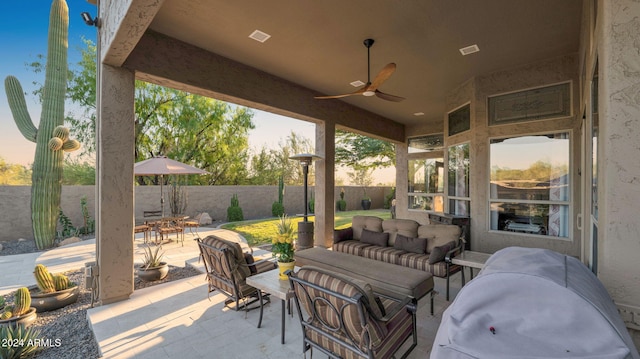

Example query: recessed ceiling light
[350,80,365,87]
[413,112,425,116]
[459,44,480,56]
[249,30,271,43]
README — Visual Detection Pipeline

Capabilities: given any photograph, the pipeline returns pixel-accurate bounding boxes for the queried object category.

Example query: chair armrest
[374,293,417,322]
[244,258,277,274]
[444,245,463,264]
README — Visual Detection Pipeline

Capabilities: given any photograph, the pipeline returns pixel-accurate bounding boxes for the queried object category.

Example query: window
[448,143,470,215]
[489,133,570,238]
[408,158,444,211]
[448,104,470,136]
[408,134,443,153]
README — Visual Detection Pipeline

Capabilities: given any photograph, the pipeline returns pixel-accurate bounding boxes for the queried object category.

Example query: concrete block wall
[0,185,392,241]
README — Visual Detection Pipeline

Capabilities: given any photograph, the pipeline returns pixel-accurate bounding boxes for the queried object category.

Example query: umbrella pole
[160,174,165,218]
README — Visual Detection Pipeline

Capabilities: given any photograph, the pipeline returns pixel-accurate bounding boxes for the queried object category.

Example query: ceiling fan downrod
[363,38,375,96]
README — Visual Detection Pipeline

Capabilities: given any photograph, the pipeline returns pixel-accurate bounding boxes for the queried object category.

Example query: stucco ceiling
[147,0,582,130]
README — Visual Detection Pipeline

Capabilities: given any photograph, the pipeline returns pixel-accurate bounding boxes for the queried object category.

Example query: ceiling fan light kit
[315,38,405,102]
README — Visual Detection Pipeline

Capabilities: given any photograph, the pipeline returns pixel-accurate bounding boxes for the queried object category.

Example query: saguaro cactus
[4,0,79,249]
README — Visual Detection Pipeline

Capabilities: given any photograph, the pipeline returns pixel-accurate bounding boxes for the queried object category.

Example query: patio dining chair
[153,217,185,246]
[196,235,276,313]
[289,266,418,359]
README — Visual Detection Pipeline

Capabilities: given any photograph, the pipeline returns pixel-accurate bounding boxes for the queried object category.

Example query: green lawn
[221,209,391,247]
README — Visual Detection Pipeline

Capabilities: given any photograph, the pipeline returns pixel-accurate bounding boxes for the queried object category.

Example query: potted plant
[0,287,37,328]
[0,324,43,358]
[361,188,372,210]
[136,245,169,282]
[337,188,347,211]
[29,264,79,312]
[272,215,296,280]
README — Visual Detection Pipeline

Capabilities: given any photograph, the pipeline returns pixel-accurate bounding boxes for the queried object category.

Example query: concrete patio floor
[1,227,461,358]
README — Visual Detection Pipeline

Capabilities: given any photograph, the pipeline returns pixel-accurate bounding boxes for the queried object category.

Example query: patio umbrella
[134,156,208,217]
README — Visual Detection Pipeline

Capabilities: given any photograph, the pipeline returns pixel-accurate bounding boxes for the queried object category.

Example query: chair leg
[446,271,450,301]
[431,292,434,315]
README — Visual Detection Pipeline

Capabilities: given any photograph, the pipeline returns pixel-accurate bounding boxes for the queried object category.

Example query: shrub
[308,195,315,214]
[384,187,396,209]
[337,199,347,211]
[226,194,244,222]
[272,202,284,217]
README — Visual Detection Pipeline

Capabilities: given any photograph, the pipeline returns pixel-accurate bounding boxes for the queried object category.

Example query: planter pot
[0,307,37,328]
[278,260,296,280]
[361,199,372,210]
[29,285,79,312]
[137,262,169,282]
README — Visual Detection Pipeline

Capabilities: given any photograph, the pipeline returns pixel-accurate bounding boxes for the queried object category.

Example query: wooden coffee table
[246,267,294,344]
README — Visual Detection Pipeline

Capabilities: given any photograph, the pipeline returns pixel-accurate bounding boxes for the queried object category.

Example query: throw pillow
[333,227,354,243]
[428,240,457,264]
[244,253,257,274]
[360,228,389,247]
[393,234,427,254]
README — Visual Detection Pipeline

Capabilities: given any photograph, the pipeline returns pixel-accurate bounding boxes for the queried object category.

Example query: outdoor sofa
[332,215,463,300]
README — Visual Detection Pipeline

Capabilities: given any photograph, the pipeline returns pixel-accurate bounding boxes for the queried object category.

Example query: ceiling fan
[315,38,405,102]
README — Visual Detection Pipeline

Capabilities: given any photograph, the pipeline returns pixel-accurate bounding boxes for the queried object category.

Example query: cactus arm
[4,76,37,142]
[34,264,56,293]
[13,287,31,316]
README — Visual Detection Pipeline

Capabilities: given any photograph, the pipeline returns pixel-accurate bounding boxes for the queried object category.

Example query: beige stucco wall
[594,0,640,335]
[400,54,581,256]
[0,185,391,242]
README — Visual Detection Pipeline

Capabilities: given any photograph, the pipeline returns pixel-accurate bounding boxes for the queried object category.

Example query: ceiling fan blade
[315,87,366,100]
[375,89,405,102]
[368,63,396,92]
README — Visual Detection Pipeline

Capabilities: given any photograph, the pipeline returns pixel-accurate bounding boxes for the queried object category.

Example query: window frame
[408,152,445,213]
[447,142,471,216]
[487,130,573,240]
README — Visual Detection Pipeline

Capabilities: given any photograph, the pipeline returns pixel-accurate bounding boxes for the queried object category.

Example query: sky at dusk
[0,1,391,184]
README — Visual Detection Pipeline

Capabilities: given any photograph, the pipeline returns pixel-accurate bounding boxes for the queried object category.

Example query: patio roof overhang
[99,0,582,137]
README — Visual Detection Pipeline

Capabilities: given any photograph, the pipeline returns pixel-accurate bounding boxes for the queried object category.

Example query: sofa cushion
[382,219,420,246]
[361,228,389,247]
[361,246,406,265]
[393,234,427,254]
[428,240,457,264]
[352,216,383,240]
[333,227,354,244]
[418,224,461,253]
[333,240,372,256]
[398,252,454,278]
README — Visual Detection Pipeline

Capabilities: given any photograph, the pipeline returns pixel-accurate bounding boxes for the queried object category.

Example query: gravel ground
[1,239,202,358]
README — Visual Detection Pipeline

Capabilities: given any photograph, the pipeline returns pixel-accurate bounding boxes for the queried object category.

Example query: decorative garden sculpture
[4,0,80,249]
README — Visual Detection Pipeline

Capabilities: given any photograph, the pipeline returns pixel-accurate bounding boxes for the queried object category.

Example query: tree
[0,157,31,185]
[248,131,314,185]
[335,129,395,171]
[30,39,255,185]
[62,158,95,185]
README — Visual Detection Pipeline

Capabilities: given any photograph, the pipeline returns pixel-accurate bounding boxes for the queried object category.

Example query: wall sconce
[81,12,99,27]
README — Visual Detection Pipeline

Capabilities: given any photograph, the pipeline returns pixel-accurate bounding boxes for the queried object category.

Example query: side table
[446,251,491,288]
[246,267,294,344]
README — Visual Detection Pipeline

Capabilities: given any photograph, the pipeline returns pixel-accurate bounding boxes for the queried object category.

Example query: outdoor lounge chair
[196,235,276,313]
[289,266,418,359]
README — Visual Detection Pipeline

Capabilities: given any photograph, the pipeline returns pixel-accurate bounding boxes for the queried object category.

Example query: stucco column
[315,121,335,248]
[598,0,640,333]
[96,64,135,304]
[395,142,409,220]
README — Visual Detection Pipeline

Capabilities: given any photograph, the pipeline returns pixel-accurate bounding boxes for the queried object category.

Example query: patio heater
[290,153,320,251]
